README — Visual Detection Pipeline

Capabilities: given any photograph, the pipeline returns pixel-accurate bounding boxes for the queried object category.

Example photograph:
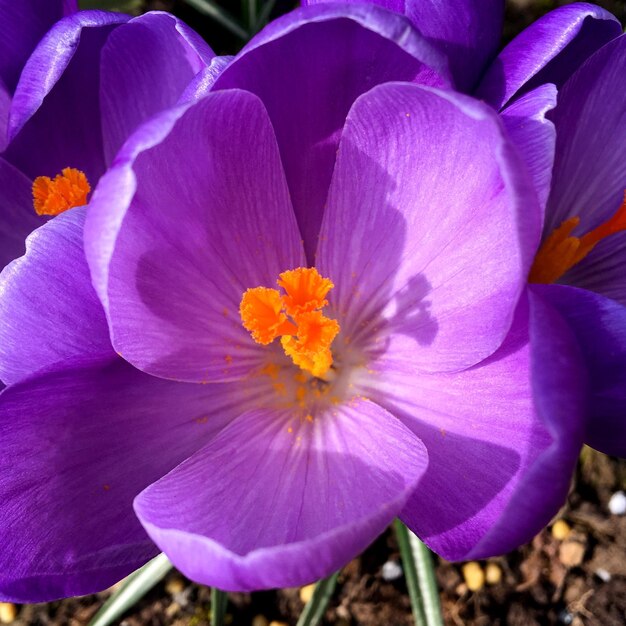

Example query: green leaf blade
[296,571,340,626]
[88,553,173,626]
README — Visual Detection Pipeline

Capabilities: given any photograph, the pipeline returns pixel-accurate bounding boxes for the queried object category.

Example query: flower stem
[211,587,228,625]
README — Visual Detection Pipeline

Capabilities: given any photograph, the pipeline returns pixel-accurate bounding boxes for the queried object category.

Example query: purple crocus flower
[0,79,585,600]
[0,0,77,150]
[0,7,213,271]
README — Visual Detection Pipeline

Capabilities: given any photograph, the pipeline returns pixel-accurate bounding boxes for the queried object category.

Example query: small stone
[165,602,180,618]
[251,616,269,626]
[608,491,626,515]
[559,540,585,567]
[299,583,316,603]
[461,562,484,592]
[557,609,573,625]
[551,519,571,540]
[595,568,611,582]
[485,562,502,585]
[0,603,16,624]
[165,577,185,595]
[381,560,403,581]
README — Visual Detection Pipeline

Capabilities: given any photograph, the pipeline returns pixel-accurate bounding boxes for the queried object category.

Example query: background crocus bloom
[0,7,213,271]
[0,81,586,600]
[528,34,626,457]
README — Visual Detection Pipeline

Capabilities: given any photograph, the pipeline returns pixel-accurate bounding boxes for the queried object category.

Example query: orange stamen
[240,287,297,344]
[281,311,340,378]
[278,267,334,316]
[32,167,90,216]
[240,267,340,377]
[530,192,626,284]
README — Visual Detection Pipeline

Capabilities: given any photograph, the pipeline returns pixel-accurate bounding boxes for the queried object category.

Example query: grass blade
[79,0,142,10]
[295,571,340,626]
[89,554,173,626]
[394,520,443,626]
[181,0,248,40]
[246,0,257,30]
[210,587,228,626]
[252,0,277,34]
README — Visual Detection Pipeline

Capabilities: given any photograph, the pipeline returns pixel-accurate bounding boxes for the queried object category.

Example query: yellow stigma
[240,267,340,377]
[32,167,91,216]
[530,191,626,284]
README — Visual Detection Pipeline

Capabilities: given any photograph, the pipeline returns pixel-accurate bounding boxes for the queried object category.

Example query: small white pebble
[595,568,611,582]
[381,560,403,581]
[608,491,626,515]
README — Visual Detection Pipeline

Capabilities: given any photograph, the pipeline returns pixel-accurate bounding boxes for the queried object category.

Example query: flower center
[240,267,340,378]
[32,167,91,216]
[529,191,626,284]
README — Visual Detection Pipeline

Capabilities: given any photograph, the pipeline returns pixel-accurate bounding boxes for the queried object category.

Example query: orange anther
[32,167,90,216]
[530,191,626,284]
[278,267,334,316]
[240,287,297,344]
[281,311,340,378]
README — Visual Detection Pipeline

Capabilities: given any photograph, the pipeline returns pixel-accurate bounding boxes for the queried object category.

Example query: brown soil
[7,450,625,626]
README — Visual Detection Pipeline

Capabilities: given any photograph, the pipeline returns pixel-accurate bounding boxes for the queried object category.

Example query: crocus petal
[477,3,621,110]
[0,86,9,150]
[499,83,557,212]
[318,82,540,373]
[0,358,253,603]
[213,3,451,260]
[100,11,213,162]
[534,284,626,458]
[0,157,39,271]
[4,11,128,182]
[134,399,427,591]
[365,290,586,559]
[85,90,304,383]
[0,207,114,385]
[303,0,503,91]
[178,56,234,104]
[0,0,73,95]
